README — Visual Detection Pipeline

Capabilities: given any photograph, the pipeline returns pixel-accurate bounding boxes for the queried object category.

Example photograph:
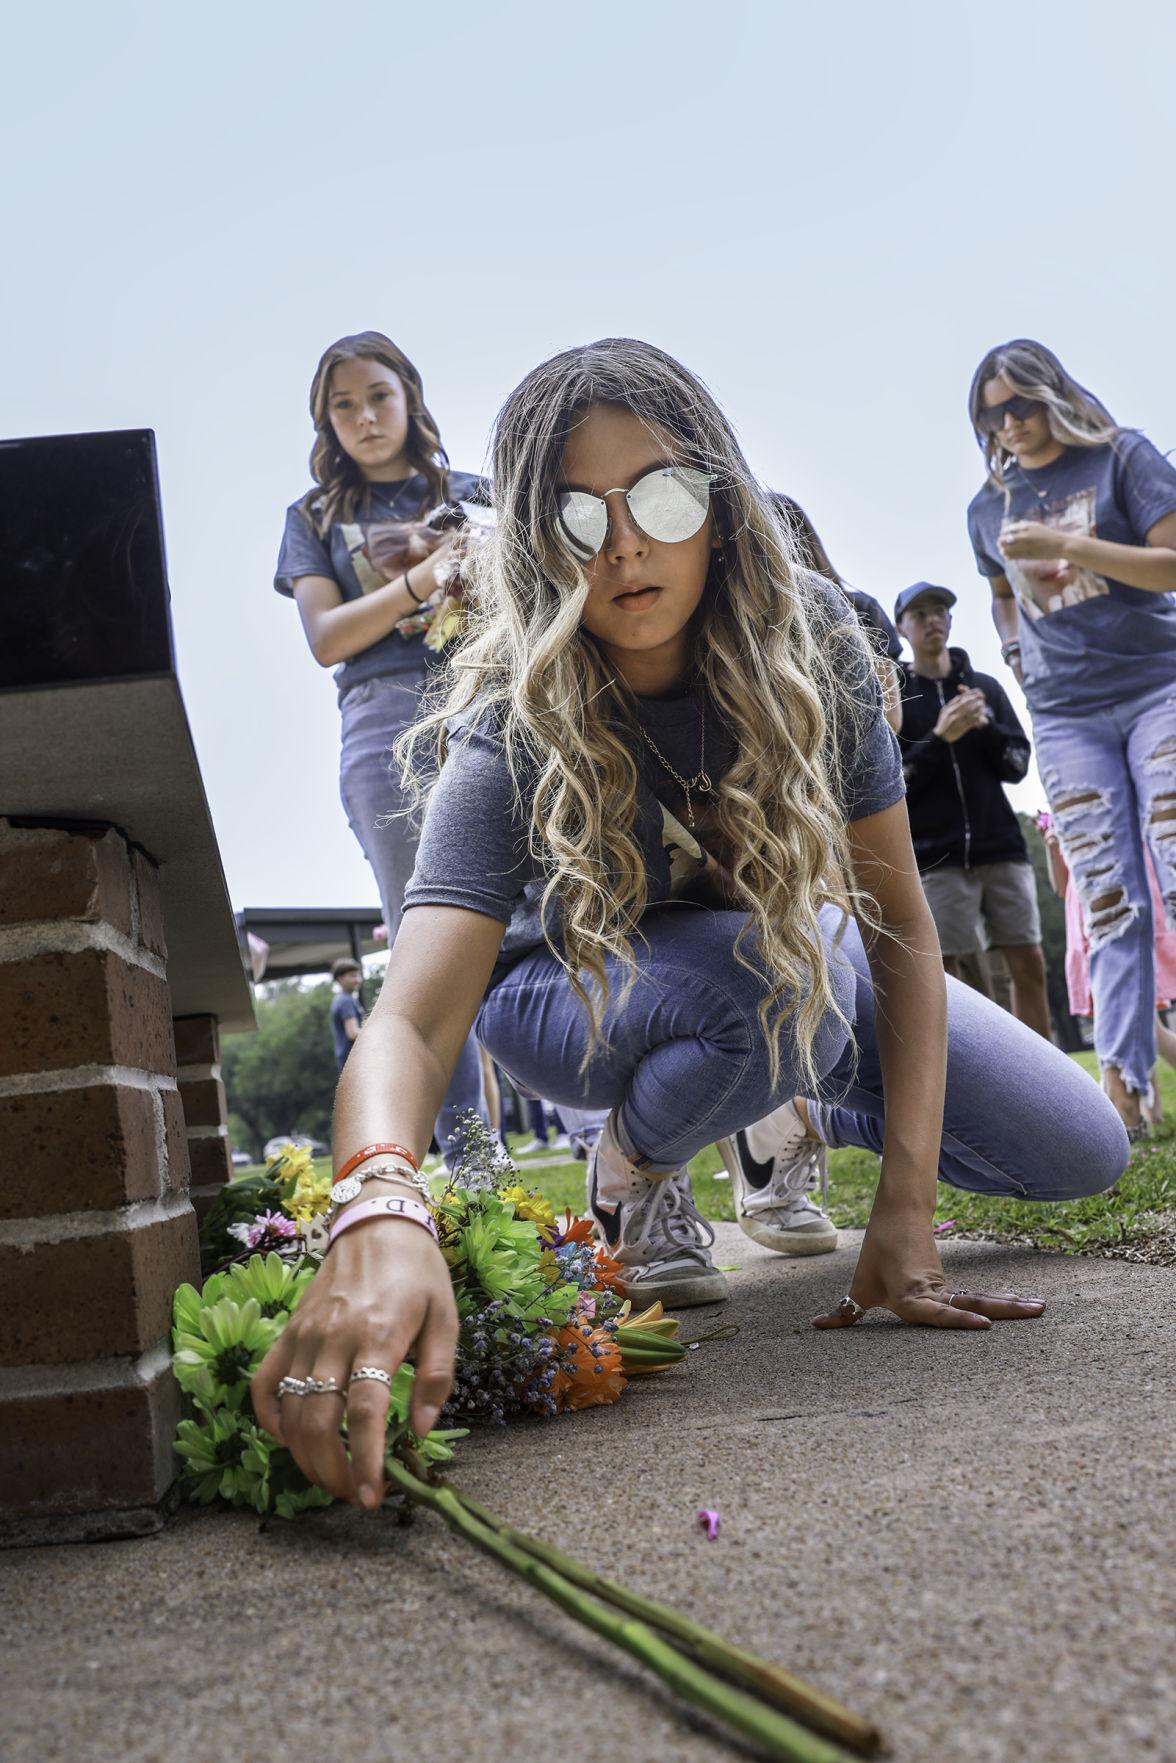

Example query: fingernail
[357,1483,377,1508]
[418,1406,439,1436]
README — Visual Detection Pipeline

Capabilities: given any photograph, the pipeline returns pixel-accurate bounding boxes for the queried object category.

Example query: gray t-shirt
[967,432,1176,716]
[275,469,484,704]
[403,581,904,990]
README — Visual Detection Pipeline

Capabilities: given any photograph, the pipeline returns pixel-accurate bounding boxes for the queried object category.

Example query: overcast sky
[4,0,1174,913]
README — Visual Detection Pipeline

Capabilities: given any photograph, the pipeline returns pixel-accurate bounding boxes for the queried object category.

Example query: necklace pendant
[698,771,713,796]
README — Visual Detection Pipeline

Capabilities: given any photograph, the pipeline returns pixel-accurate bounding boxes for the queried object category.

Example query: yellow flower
[284,1167,332,1223]
[497,1185,556,1233]
[538,1244,559,1284]
[267,1141,314,1180]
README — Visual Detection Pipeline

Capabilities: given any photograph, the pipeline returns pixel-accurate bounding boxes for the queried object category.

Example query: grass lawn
[242,1052,1176,1266]
[500,1050,1176,1265]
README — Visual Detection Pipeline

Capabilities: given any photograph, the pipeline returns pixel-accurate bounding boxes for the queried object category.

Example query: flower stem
[384,1457,866,1763]
[448,1484,880,1756]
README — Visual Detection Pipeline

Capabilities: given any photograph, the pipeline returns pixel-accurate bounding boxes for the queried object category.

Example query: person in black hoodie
[895,582,1051,1038]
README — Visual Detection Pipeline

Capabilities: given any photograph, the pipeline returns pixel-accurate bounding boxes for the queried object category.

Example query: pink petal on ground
[934,1220,957,1233]
[697,1508,720,1540]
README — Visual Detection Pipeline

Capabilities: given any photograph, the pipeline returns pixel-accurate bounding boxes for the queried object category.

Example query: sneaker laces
[620,1172,716,1267]
[740,1134,828,1217]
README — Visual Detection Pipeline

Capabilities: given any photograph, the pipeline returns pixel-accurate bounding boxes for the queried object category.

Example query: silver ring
[302,1376,343,1396]
[837,1295,865,1322]
[349,1366,394,1390]
[277,1376,308,1398]
[945,1290,968,1309]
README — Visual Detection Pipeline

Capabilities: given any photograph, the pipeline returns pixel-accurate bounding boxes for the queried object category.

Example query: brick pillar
[173,1013,233,1218]
[0,822,198,1545]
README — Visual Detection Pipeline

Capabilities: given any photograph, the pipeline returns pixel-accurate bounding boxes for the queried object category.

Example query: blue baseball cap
[894,581,957,622]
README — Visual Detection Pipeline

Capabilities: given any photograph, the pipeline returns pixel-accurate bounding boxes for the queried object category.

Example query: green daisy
[172,1272,228,1341]
[174,1408,259,1505]
[223,1251,315,1320]
[453,1194,546,1308]
[173,1296,281,1403]
[240,1435,333,1520]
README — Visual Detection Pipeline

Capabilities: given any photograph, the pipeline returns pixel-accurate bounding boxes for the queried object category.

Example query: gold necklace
[635,709,713,829]
[1015,451,1067,504]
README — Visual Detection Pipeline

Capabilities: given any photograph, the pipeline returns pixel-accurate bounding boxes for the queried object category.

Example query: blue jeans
[339,675,486,1159]
[1034,678,1176,1096]
[477,905,1127,1198]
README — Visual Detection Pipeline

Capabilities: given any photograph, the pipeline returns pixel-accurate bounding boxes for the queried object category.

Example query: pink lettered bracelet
[326,1193,439,1252]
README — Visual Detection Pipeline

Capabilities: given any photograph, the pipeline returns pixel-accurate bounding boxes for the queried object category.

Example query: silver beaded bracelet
[327,1159,431,1224]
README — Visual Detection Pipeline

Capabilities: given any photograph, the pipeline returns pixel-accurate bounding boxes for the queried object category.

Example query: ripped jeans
[1035,677,1176,1095]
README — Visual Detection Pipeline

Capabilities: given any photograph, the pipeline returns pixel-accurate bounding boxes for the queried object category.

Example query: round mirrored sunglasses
[557,464,711,562]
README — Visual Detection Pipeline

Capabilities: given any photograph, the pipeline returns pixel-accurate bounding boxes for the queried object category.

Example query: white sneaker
[513,1136,547,1156]
[716,1100,837,1255]
[587,1130,729,1308]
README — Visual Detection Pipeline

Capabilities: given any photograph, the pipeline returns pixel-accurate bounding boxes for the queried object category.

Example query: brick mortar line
[0,1064,180,1099]
[177,1062,223,1083]
[0,1340,173,1400]
[151,1089,171,1199]
[0,1193,192,1249]
[186,1124,229,1140]
[0,918,166,978]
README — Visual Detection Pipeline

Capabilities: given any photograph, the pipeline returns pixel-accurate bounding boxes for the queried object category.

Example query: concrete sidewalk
[2,1226,1174,1763]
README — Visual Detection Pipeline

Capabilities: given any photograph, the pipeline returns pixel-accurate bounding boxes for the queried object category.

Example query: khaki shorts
[920,860,1041,957]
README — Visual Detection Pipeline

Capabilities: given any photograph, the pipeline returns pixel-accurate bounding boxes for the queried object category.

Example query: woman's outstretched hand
[251,1219,459,1510]
[811,1211,1046,1331]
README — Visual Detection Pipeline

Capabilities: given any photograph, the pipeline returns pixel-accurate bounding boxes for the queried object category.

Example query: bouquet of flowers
[170,1130,879,1761]
[173,1127,688,1517]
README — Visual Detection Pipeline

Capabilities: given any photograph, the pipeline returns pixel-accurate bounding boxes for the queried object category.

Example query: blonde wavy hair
[402,338,879,1092]
[296,331,451,537]
[968,338,1121,494]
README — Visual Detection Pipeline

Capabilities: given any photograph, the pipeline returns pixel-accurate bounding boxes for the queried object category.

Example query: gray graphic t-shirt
[275,470,484,703]
[967,433,1176,716]
[403,580,905,992]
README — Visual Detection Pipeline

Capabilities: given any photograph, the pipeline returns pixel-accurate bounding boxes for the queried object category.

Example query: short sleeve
[1114,433,1176,542]
[275,501,332,597]
[839,703,905,823]
[967,489,1005,579]
[804,576,905,823]
[403,720,539,923]
[846,588,902,661]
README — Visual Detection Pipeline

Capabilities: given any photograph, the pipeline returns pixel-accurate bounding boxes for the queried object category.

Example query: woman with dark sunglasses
[966,339,1176,1135]
[254,338,1126,1507]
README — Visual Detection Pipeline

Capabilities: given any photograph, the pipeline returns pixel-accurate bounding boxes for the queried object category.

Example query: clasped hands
[934,686,989,743]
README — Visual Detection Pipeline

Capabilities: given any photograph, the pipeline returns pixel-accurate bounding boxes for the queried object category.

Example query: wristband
[327,1193,439,1251]
[1000,641,1022,662]
[336,1142,420,1184]
[402,569,425,605]
[328,1159,430,1220]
